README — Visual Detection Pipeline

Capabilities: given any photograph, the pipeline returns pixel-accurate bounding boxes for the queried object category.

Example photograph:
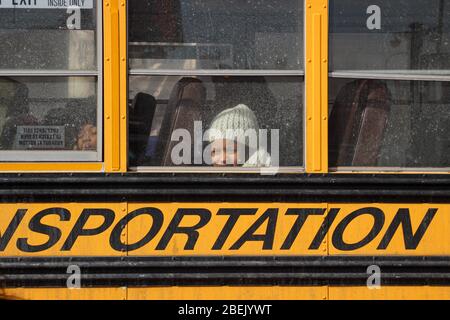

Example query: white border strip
[0,0,94,9]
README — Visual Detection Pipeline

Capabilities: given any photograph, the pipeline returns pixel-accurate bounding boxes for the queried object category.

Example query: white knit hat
[207,104,259,145]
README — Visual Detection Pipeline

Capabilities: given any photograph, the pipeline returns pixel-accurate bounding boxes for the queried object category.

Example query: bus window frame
[125,0,307,174]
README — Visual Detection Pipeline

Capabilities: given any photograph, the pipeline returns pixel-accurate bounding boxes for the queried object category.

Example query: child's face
[211,139,239,167]
[76,124,97,151]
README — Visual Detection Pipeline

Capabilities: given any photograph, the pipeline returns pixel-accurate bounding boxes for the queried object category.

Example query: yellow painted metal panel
[2,288,126,300]
[0,203,327,256]
[329,286,450,300]
[118,0,128,172]
[306,0,329,173]
[320,0,329,172]
[0,163,103,172]
[327,204,450,255]
[312,14,323,172]
[1,203,448,256]
[0,203,127,257]
[128,286,328,300]
[103,0,123,172]
[4,286,450,300]
[126,203,327,256]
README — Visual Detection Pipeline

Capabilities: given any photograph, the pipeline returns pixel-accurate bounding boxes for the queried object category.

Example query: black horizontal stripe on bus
[2,256,450,287]
[0,173,449,203]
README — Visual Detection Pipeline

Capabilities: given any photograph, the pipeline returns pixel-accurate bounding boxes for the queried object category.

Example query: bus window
[0,3,97,70]
[0,77,97,159]
[128,76,303,168]
[128,0,304,171]
[329,0,450,170]
[0,1,102,162]
[129,0,303,71]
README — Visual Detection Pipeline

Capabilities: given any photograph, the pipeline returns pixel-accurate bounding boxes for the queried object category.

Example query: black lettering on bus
[110,207,164,252]
[332,207,385,251]
[212,208,257,250]
[16,208,71,253]
[0,209,27,251]
[230,208,278,250]
[308,208,340,250]
[281,208,326,250]
[13,0,37,5]
[61,209,115,251]
[377,208,437,250]
[156,209,211,250]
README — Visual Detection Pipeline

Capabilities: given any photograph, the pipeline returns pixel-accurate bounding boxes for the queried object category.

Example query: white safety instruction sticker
[14,126,66,150]
[0,0,93,9]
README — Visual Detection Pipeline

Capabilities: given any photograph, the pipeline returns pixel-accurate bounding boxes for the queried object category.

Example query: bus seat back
[329,79,391,167]
[160,78,206,166]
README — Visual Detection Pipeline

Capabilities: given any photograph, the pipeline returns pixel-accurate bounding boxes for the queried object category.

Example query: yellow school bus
[0,0,450,300]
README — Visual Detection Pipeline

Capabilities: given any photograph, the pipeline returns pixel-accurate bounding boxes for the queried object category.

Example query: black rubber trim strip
[2,256,450,287]
[0,173,449,203]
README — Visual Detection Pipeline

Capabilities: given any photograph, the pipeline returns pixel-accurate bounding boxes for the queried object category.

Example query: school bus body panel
[328,204,450,255]
[0,0,449,302]
[2,286,326,300]
[4,286,450,300]
[1,172,450,300]
[328,286,450,300]
[1,288,127,301]
[306,0,329,173]
[0,202,447,256]
[0,203,127,256]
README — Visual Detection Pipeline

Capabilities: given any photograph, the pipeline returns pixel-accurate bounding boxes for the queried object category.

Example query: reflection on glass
[0,77,97,153]
[0,8,97,70]
[329,78,450,168]
[128,0,304,70]
[330,0,450,72]
[128,76,303,167]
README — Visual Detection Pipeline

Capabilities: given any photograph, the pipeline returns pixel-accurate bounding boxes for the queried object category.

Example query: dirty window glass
[330,0,450,72]
[0,77,98,160]
[129,0,304,70]
[329,0,450,170]
[0,1,101,163]
[128,76,303,168]
[128,0,305,171]
[329,78,450,168]
[0,1,97,70]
